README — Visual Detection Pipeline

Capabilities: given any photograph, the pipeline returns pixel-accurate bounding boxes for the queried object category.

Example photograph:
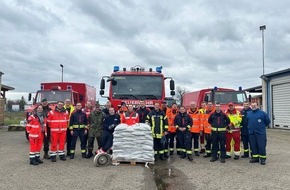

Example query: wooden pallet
[112,160,154,167]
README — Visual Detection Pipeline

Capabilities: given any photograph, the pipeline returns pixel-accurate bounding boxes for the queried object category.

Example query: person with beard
[247,102,270,165]
[41,98,52,159]
[86,103,106,158]
[136,100,151,123]
[208,103,230,163]
[26,105,47,165]
[187,101,201,157]
[240,101,252,158]
[166,103,179,156]
[174,106,193,161]
[64,99,75,156]
[69,103,88,159]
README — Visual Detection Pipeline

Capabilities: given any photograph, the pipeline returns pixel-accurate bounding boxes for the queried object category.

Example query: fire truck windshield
[112,75,163,100]
[35,90,72,103]
[214,91,247,104]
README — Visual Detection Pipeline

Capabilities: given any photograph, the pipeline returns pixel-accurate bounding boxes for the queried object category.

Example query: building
[0,84,15,125]
[262,68,290,129]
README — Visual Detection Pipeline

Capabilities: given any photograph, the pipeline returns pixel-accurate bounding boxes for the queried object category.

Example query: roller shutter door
[272,83,290,128]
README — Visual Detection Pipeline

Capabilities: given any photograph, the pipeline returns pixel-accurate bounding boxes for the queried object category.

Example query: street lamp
[60,64,63,82]
[0,71,4,98]
[260,25,266,75]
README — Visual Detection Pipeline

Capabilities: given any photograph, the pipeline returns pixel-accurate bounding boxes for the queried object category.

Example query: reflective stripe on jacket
[47,108,69,133]
[146,110,168,139]
[26,114,47,138]
[187,108,201,133]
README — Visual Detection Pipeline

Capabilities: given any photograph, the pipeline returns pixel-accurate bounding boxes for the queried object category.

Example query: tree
[175,86,189,106]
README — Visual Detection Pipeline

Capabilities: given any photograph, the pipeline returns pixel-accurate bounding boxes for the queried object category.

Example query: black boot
[249,158,259,163]
[43,151,50,159]
[194,151,200,156]
[241,152,249,158]
[210,157,218,162]
[35,156,44,164]
[159,154,166,161]
[187,154,193,161]
[164,152,169,159]
[234,155,240,160]
[86,151,93,159]
[177,151,181,155]
[51,156,56,162]
[30,158,39,165]
[220,158,225,163]
[225,155,231,159]
[260,158,266,165]
[82,153,86,158]
[180,152,186,159]
[70,153,75,159]
[59,155,66,161]
[200,148,205,153]
[154,154,158,161]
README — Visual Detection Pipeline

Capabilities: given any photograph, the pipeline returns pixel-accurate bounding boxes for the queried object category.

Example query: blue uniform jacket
[103,114,120,132]
[247,109,270,134]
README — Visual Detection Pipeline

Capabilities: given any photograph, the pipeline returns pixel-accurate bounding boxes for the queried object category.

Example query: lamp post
[260,25,266,75]
[60,64,63,82]
[0,71,4,98]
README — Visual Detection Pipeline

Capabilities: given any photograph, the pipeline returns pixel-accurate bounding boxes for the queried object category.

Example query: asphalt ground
[0,127,290,190]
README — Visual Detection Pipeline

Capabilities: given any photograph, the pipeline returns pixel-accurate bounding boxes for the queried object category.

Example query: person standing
[100,107,120,153]
[26,105,47,165]
[208,103,230,163]
[86,103,105,158]
[121,104,139,125]
[47,101,69,162]
[41,98,51,159]
[225,103,242,160]
[64,99,75,156]
[187,101,201,156]
[200,102,215,158]
[102,101,111,116]
[167,103,179,156]
[161,101,170,157]
[247,102,270,165]
[199,101,207,153]
[146,102,169,161]
[175,106,193,161]
[136,100,151,123]
[240,101,252,158]
[69,103,88,159]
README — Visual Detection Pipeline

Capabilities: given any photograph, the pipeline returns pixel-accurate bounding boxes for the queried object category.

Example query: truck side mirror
[28,93,32,101]
[100,90,104,96]
[170,90,175,96]
[170,79,175,90]
[100,79,105,90]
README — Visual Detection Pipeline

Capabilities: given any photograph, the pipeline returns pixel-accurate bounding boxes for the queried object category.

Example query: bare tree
[175,86,189,106]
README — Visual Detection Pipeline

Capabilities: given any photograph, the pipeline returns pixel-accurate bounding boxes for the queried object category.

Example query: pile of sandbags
[112,123,154,162]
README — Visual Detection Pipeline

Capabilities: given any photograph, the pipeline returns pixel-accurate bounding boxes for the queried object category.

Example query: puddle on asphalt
[152,158,195,190]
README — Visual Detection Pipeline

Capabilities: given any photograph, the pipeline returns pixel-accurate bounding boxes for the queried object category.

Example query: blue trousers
[176,130,192,154]
[249,132,267,159]
[70,129,86,154]
[102,130,113,152]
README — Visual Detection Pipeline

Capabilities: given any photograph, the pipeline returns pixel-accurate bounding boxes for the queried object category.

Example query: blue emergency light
[214,86,218,90]
[113,66,120,72]
[239,86,242,91]
[156,66,162,73]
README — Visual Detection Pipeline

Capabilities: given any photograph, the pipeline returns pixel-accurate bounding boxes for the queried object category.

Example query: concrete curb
[8,125,25,131]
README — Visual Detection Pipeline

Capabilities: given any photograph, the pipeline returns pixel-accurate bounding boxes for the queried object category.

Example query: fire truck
[25,82,96,139]
[100,65,175,110]
[182,87,248,111]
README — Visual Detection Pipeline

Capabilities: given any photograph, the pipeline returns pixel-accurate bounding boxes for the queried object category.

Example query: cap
[41,98,48,102]
[228,102,234,106]
[162,101,167,104]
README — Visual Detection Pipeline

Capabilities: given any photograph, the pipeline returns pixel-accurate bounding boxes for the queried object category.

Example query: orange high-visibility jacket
[121,111,139,126]
[200,108,215,134]
[187,108,201,133]
[26,114,47,138]
[47,108,69,133]
[167,108,178,133]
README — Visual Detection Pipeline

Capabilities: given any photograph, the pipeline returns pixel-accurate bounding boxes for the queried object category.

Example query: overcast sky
[1,0,290,101]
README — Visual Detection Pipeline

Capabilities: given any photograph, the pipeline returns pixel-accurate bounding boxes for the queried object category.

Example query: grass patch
[4,111,25,126]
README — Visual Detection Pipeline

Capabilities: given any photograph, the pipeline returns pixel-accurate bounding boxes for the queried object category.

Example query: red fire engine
[182,87,248,111]
[100,65,175,110]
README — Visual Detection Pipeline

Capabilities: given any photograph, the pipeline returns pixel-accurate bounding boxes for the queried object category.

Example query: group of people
[26,98,270,166]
